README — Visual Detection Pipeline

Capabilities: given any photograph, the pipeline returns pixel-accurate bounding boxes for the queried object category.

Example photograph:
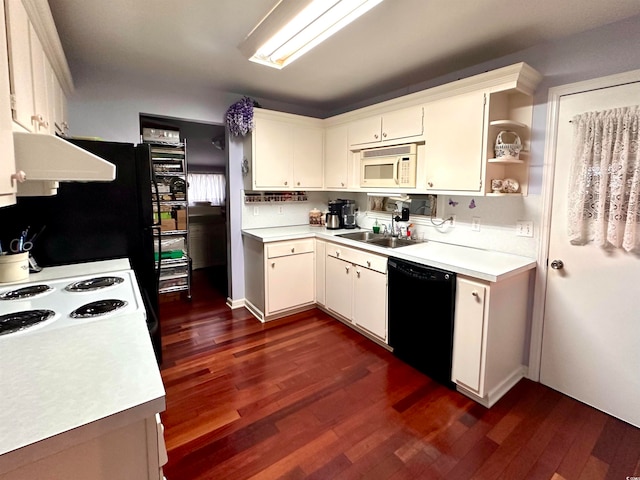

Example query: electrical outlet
[516,220,534,237]
[449,215,456,227]
[253,206,259,216]
[277,205,284,215]
[471,217,481,232]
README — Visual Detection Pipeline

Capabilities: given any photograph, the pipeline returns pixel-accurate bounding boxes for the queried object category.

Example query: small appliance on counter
[326,200,344,230]
[341,199,358,229]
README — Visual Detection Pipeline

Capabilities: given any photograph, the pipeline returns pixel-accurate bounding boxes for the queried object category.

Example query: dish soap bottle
[372,219,380,234]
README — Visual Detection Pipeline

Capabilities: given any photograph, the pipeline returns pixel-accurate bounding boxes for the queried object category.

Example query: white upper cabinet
[349,105,424,148]
[5,0,69,136]
[29,26,50,133]
[248,110,323,191]
[424,90,486,193]
[252,115,293,189]
[293,124,323,189]
[0,0,16,206]
[324,124,349,189]
[5,0,34,132]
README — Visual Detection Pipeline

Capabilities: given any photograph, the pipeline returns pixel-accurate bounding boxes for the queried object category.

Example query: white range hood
[13,132,116,196]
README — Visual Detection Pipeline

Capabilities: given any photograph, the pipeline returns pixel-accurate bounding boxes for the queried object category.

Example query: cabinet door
[47,65,66,135]
[293,125,323,188]
[266,252,314,314]
[325,255,353,320]
[381,106,423,142]
[349,115,381,146]
[452,278,487,394]
[315,239,326,306]
[29,27,50,133]
[0,0,16,205]
[424,91,485,192]
[353,266,387,340]
[5,0,35,132]
[253,116,293,189]
[324,124,349,189]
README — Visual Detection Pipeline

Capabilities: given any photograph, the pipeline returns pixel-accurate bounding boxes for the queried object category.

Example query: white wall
[66,14,640,301]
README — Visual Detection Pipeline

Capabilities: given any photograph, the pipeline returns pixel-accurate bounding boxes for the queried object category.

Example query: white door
[540,79,640,427]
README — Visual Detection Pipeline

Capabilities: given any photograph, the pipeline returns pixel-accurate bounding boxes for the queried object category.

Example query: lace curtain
[187,173,226,206]
[568,105,640,252]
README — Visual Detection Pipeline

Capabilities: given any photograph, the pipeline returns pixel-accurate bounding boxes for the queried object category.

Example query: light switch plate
[516,220,534,237]
[471,217,481,232]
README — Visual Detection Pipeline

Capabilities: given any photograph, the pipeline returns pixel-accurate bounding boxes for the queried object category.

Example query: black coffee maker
[326,200,344,230]
[341,199,357,229]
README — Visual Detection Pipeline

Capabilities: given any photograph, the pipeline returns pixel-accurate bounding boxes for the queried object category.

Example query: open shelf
[489,120,527,129]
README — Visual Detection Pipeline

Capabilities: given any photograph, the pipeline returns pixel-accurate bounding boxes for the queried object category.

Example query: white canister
[0,252,29,283]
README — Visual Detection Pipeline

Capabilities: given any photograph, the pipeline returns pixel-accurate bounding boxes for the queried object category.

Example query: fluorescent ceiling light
[240,0,384,69]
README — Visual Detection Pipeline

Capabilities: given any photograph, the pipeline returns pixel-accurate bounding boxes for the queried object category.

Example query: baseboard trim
[226,297,246,310]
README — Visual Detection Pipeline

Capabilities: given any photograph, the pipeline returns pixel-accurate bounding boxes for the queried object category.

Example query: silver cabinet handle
[428,181,434,187]
[271,262,275,268]
[297,181,300,186]
[345,265,350,273]
[284,181,288,186]
[291,247,295,253]
[472,290,479,297]
[356,269,361,278]
[382,132,387,138]
[336,250,340,257]
[366,260,371,268]
[374,134,379,139]
[550,259,564,270]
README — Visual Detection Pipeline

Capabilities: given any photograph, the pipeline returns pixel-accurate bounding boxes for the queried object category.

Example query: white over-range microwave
[360,144,417,188]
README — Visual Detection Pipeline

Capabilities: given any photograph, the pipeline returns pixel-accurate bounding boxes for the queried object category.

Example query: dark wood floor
[159,269,640,480]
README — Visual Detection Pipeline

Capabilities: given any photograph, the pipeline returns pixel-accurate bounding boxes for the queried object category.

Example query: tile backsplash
[241,190,540,258]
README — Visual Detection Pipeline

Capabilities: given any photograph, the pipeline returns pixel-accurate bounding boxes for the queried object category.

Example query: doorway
[140,114,228,299]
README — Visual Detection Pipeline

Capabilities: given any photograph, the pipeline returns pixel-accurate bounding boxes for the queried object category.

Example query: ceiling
[48,0,640,114]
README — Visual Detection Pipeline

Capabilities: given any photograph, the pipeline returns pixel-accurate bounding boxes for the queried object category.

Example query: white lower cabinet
[325,255,354,320]
[244,237,316,322]
[325,243,388,342]
[451,272,530,407]
[0,416,164,480]
[315,239,326,306]
[353,264,387,340]
[266,246,315,314]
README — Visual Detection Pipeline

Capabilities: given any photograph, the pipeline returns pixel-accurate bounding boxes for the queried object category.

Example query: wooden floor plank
[159,269,640,480]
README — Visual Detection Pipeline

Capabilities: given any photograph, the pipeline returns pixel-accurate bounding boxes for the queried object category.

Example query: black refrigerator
[0,139,162,363]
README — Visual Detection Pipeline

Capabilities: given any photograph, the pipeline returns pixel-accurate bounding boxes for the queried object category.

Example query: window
[187,173,226,206]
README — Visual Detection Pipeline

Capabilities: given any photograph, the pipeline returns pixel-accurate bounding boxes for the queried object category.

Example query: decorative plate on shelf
[502,178,519,193]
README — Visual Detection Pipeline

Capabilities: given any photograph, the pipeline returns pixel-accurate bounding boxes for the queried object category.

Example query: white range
[0,258,167,480]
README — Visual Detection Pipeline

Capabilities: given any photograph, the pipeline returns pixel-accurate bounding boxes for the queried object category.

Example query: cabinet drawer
[266,239,314,258]
[327,243,387,273]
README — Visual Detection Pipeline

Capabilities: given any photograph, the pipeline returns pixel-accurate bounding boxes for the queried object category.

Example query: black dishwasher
[388,257,456,388]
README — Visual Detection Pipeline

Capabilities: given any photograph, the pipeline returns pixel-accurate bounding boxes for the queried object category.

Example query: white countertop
[0,261,165,474]
[242,225,536,282]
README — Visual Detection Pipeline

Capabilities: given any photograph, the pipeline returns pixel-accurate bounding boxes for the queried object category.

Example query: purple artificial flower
[226,97,256,137]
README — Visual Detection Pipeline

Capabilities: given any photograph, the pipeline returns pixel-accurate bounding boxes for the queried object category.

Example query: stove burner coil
[70,299,127,318]
[0,309,56,336]
[65,276,124,292]
[0,285,53,300]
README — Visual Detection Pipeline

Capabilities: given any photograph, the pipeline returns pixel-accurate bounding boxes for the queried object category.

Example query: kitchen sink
[367,237,417,249]
[337,231,384,242]
[337,231,420,249]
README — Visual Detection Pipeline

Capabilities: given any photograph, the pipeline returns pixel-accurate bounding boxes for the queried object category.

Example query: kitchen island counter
[0,311,165,476]
[242,225,536,282]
